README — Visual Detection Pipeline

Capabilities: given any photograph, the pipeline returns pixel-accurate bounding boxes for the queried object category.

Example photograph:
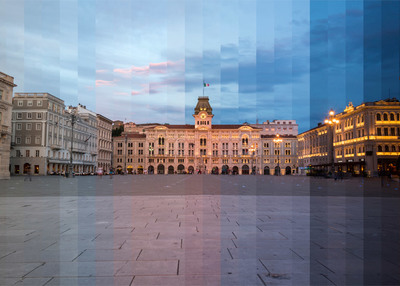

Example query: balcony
[1,125,10,136]
[50,144,62,150]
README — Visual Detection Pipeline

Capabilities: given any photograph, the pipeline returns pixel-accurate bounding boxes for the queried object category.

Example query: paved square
[0,175,400,285]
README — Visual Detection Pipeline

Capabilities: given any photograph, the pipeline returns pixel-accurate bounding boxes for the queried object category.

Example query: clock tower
[193,96,214,129]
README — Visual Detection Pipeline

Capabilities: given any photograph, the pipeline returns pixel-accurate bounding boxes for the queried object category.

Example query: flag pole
[203,81,204,97]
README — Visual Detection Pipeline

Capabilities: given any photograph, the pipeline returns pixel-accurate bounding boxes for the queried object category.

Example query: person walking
[24,166,32,182]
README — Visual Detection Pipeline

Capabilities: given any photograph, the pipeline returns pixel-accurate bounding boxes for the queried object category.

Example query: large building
[97,114,113,172]
[0,72,17,179]
[10,94,98,175]
[298,98,400,176]
[112,96,298,175]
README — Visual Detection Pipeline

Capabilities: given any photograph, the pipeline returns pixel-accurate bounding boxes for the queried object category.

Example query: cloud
[96,69,108,74]
[113,60,184,76]
[95,80,115,86]
[131,90,141,96]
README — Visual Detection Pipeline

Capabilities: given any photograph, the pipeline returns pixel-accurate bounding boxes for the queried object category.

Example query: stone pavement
[0,175,400,285]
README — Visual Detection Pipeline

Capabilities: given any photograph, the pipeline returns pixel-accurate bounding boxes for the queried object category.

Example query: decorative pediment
[154,126,168,130]
[239,126,253,131]
[197,126,209,131]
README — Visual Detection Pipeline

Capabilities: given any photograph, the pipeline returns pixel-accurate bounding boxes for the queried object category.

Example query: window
[16,150,21,157]
[35,136,40,144]
[17,113,22,119]
[390,113,395,121]
[16,123,22,130]
[26,123,32,130]
[18,101,23,106]
[37,113,42,119]
[377,128,381,136]
[383,113,388,121]
[26,137,31,144]
[385,145,389,152]
[158,136,165,145]
[27,113,32,119]
[36,123,41,130]
[37,100,42,106]
[27,101,33,106]
[35,150,40,157]
[285,150,291,155]
[16,137,21,144]
[376,113,381,121]
[200,138,207,146]
[26,150,30,157]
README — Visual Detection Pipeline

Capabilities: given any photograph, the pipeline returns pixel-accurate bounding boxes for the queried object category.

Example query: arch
[127,165,133,174]
[188,165,194,174]
[168,165,174,174]
[137,165,143,174]
[177,164,185,173]
[222,165,229,175]
[23,163,31,174]
[285,166,292,175]
[376,113,381,121]
[242,165,249,175]
[264,166,270,175]
[157,164,165,174]
[392,145,396,152]
[385,145,389,152]
[383,113,388,121]
[232,166,239,175]
[274,166,281,175]
[116,165,122,174]
[212,166,219,174]
[397,113,400,121]
[148,165,154,174]
[390,113,395,121]
[378,145,383,152]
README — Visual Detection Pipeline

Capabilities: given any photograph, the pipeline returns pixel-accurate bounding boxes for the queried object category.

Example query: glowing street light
[325,109,339,175]
[273,134,283,175]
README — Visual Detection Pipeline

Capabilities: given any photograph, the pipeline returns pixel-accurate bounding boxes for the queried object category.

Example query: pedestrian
[24,167,32,182]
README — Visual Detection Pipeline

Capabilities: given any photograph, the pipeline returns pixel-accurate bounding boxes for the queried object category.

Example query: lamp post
[324,109,339,176]
[273,134,282,175]
[249,143,257,175]
[68,111,78,178]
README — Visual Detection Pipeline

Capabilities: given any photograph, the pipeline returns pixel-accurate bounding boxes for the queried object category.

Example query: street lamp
[324,109,339,176]
[249,143,257,175]
[273,134,282,175]
[67,111,78,178]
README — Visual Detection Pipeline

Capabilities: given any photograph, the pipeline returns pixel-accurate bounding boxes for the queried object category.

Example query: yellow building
[298,98,400,176]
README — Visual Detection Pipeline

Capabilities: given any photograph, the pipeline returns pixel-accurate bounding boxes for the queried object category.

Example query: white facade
[0,72,16,179]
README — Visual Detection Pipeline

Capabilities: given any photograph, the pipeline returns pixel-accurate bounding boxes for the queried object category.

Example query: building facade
[112,96,298,175]
[10,94,98,175]
[298,99,400,176]
[0,72,17,179]
[97,114,113,172]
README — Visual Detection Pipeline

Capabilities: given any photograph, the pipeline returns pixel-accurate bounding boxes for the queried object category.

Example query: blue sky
[0,0,399,133]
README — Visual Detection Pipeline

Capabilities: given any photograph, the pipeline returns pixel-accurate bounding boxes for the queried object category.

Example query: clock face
[200,113,206,119]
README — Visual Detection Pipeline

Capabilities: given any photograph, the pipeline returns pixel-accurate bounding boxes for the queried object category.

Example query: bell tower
[193,96,214,129]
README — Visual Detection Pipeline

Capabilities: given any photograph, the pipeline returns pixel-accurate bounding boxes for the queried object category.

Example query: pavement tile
[75,249,141,261]
[45,276,134,286]
[116,260,178,276]
[26,261,127,277]
[0,262,43,278]
[13,277,53,285]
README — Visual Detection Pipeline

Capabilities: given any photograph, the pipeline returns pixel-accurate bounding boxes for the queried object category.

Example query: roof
[147,124,262,130]
[261,135,297,139]
[114,133,146,139]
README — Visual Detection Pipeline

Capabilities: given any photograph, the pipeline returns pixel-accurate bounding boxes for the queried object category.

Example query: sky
[0,0,399,133]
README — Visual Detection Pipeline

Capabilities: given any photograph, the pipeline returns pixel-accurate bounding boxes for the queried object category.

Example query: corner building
[298,98,400,176]
[0,72,17,179]
[113,96,298,175]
